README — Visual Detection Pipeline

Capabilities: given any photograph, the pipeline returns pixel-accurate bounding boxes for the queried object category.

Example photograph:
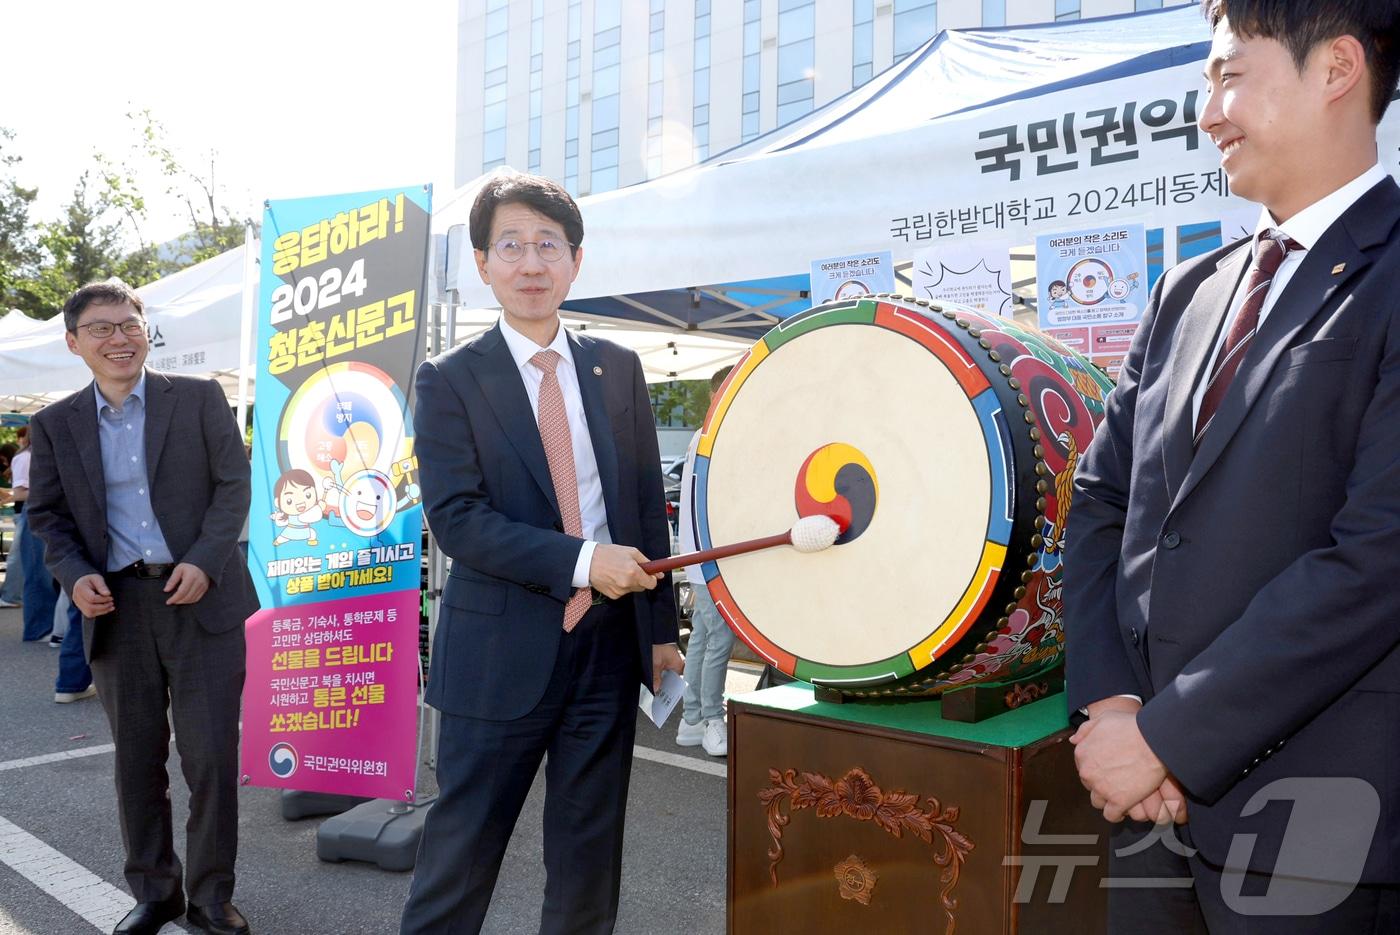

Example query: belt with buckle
[116,560,176,579]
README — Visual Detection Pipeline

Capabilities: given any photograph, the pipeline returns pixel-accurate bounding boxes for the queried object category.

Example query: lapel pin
[593,366,603,375]
[1332,263,1346,275]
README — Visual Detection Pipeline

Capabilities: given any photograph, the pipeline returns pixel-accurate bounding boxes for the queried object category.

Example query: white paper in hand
[638,668,686,728]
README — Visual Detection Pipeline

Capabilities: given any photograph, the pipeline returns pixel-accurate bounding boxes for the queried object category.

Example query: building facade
[458,0,1192,197]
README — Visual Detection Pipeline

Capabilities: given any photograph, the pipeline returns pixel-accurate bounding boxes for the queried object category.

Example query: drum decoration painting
[693,294,1114,699]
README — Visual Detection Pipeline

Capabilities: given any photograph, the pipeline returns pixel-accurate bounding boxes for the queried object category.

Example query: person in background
[0,440,21,608]
[13,425,58,639]
[675,365,735,757]
[53,596,94,703]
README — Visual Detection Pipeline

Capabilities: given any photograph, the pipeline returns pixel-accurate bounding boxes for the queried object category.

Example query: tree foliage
[129,109,251,267]
[649,379,713,428]
[0,128,40,314]
[0,112,252,323]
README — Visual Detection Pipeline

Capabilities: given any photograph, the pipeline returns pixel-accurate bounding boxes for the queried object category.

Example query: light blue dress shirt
[95,374,174,570]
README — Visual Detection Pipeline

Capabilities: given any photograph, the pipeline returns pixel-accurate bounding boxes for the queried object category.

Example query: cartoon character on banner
[274,362,424,542]
[271,469,326,548]
[325,460,422,541]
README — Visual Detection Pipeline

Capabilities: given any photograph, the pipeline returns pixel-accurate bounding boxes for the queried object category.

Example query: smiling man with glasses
[400,172,682,935]
[25,279,258,935]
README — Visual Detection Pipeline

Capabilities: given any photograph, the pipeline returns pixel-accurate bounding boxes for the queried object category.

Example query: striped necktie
[530,349,593,631]
[1194,229,1301,446]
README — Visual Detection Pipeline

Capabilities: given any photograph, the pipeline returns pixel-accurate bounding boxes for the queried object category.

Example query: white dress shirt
[1191,163,1388,425]
[9,448,29,490]
[499,317,612,588]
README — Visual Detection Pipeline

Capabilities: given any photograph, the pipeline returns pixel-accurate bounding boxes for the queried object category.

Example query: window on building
[982,0,1005,27]
[648,0,666,177]
[1055,0,1081,21]
[481,0,510,172]
[528,0,544,172]
[893,0,935,64]
[591,0,623,193]
[1135,0,1163,9]
[777,0,815,126]
[741,0,761,141]
[565,0,582,192]
[693,0,711,162]
[853,0,874,87]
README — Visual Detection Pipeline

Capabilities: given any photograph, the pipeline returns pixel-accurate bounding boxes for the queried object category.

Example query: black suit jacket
[26,369,258,632]
[1066,179,1400,883]
[413,323,677,721]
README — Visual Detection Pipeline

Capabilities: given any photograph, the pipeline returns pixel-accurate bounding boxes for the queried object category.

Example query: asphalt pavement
[0,604,749,934]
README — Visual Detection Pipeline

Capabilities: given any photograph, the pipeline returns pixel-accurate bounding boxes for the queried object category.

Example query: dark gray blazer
[1066,179,1400,883]
[26,369,258,633]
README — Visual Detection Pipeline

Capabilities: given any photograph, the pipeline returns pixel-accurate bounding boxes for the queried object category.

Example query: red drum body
[693,294,1115,697]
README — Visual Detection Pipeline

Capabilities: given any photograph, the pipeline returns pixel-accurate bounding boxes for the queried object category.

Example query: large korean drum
[693,294,1115,698]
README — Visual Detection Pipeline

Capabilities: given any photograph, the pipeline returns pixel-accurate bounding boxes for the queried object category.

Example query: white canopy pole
[235,224,257,435]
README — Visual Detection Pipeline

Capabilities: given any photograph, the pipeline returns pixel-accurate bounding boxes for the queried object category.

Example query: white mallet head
[790,515,842,553]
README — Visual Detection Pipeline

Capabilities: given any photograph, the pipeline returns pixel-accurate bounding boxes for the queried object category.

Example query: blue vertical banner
[241,186,431,800]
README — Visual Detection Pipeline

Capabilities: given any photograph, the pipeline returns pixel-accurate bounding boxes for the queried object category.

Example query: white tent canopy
[0,245,254,413]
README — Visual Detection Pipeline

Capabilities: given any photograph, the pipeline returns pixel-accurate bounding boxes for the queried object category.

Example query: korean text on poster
[240,590,420,800]
[809,251,894,307]
[912,244,1014,316]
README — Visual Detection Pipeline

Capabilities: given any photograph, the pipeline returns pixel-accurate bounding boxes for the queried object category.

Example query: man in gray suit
[27,280,258,935]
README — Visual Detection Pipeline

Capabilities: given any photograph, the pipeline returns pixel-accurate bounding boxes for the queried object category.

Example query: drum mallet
[639,514,845,575]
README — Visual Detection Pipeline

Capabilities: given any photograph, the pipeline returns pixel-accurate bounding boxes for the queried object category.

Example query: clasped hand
[70,562,209,617]
[1071,698,1188,825]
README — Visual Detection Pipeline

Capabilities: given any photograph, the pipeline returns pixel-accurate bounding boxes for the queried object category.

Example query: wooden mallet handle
[640,532,793,575]
[639,515,844,575]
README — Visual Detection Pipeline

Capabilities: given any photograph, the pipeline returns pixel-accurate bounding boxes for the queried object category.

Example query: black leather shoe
[112,894,185,934]
[187,901,251,935]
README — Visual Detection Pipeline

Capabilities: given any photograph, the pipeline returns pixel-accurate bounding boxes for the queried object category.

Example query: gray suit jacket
[26,369,258,633]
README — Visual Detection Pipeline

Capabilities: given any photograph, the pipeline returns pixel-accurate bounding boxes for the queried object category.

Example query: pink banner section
[240,588,420,801]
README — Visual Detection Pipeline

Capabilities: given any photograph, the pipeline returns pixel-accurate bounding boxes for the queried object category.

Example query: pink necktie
[530,349,593,632]
[1194,229,1300,445]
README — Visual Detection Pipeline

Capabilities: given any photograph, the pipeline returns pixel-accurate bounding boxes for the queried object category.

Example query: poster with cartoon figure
[1037,223,1147,379]
[241,185,431,802]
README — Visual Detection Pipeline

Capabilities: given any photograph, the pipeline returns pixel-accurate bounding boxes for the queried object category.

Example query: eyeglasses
[75,319,147,339]
[492,238,573,263]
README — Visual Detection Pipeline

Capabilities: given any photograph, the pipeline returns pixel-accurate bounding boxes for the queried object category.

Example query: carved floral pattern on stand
[758,766,974,934]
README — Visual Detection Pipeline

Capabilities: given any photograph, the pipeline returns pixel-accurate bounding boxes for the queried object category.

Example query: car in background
[661,455,685,534]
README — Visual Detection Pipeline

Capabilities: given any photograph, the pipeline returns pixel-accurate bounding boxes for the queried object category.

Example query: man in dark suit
[1067,1,1400,931]
[26,280,258,935]
[400,173,682,935]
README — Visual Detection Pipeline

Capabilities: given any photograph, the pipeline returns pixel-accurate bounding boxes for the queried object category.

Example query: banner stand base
[280,790,373,821]
[315,797,433,872]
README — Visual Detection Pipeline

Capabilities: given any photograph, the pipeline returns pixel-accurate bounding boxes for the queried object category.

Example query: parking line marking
[0,815,182,933]
[633,746,726,778]
[0,745,114,773]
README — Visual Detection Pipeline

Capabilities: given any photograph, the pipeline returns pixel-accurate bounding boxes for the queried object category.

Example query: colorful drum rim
[694,297,1029,687]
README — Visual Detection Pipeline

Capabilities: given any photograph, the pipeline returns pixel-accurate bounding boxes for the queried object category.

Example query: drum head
[696,300,1024,687]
